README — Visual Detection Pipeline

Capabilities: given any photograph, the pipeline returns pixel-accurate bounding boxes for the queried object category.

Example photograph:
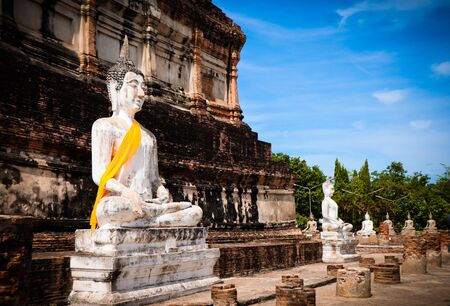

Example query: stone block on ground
[373,263,401,284]
[402,236,427,274]
[327,264,344,277]
[440,230,450,265]
[384,255,400,265]
[336,267,371,298]
[211,284,237,306]
[281,274,304,287]
[422,232,442,267]
[359,257,375,270]
[276,275,315,306]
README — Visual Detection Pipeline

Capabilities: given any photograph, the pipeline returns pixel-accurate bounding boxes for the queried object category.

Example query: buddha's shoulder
[139,126,157,144]
[92,117,116,131]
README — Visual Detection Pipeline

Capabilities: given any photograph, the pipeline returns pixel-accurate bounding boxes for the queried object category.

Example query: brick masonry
[373,263,400,284]
[211,240,321,278]
[0,215,33,306]
[29,253,72,306]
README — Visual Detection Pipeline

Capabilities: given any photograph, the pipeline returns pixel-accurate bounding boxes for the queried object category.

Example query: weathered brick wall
[356,244,404,254]
[0,215,33,306]
[0,44,294,227]
[212,240,322,278]
[29,253,72,306]
[32,232,75,253]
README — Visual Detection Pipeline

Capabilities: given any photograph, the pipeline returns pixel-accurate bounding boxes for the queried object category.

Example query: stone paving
[153,253,450,306]
[155,261,353,305]
[256,265,450,306]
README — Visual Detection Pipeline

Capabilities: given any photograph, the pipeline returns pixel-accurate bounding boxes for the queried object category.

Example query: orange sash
[90,120,142,230]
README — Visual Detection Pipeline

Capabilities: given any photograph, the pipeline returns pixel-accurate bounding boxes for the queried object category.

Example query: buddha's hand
[122,188,144,216]
[160,202,191,214]
[156,185,170,204]
[146,198,162,204]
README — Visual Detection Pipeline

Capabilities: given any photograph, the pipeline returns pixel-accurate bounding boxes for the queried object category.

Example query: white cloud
[372,89,408,105]
[409,120,432,129]
[337,1,369,27]
[336,0,436,27]
[226,12,339,42]
[431,61,450,77]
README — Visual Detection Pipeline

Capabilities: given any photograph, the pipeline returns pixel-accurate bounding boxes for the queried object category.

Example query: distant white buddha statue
[424,212,438,233]
[383,212,395,236]
[320,178,353,238]
[401,212,415,236]
[303,212,318,234]
[357,212,376,237]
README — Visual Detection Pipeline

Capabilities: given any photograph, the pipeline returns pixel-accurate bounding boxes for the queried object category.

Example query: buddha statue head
[106,36,146,116]
[322,178,334,197]
[386,212,390,220]
[364,211,370,221]
[429,211,433,220]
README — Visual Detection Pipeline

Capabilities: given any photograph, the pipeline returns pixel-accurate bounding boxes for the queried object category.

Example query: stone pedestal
[356,235,378,245]
[211,284,237,306]
[422,233,442,267]
[69,227,220,305]
[373,264,400,284]
[336,267,371,298]
[321,234,360,263]
[401,228,415,236]
[402,236,427,274]
[276,275,315,306]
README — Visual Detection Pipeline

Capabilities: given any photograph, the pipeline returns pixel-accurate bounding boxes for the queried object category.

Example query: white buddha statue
[90,37,202,229]
[320,178,353,238]
[303,212,318,234]
[357,212,376,237]
[384,212,395,235]
[401,212,415,235]
[424,212,438,233]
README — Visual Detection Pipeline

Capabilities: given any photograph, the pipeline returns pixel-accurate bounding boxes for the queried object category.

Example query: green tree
[272,153,325,228]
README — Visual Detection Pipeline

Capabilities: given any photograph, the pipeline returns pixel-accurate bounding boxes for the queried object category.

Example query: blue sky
[213,0,450,180]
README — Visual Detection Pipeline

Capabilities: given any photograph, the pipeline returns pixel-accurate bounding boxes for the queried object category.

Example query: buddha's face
[324,184,334,197]
[116,72,146,114]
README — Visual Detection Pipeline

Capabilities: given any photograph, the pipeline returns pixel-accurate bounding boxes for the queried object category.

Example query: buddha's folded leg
[322,223,340,232]
[152,204,203,227]
[343,223,353,232]
[96,196,142,228]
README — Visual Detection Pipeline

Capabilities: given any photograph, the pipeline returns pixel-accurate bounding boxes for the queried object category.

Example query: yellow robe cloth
[90,120,141,230]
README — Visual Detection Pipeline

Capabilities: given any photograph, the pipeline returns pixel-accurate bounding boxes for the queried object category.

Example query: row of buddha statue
[301,178,438,237]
